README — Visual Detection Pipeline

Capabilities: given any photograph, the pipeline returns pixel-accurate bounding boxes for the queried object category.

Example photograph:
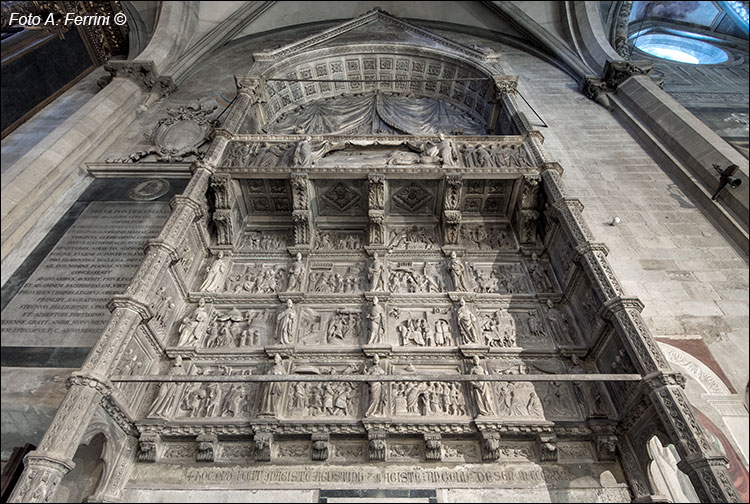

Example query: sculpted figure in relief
[369,252,387,292]
[260,354,285,416]
[469,356,495,416]
[177,298,209,347]
[276,300,297,346]
[456,298,479,345]
[147,356,185,418]
[287,253,305,292]
[152,286,175,323]
[367,297,386,345]
[438,133,458,167]
[200,251,228,292]
[448,252,470,291]
[365,355,387,417]
[481,309,516,347]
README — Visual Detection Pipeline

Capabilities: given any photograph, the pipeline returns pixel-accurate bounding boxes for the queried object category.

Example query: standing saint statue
[469,356,495,417]
[456,298,479,344]
[369,252,387,292]
[260,353,286,416]
[367,296,386,344]
[147,356,185,419]
[448,251,470,291]
[276,299,296,345]
[287,252,305,292]
[437,133,458,167]
[176,298,209,347]
[200,251,228,292]
[365,355,387,417]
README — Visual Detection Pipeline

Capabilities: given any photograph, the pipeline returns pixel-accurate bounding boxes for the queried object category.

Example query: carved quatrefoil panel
[317,180,365,216]
[389,180,437,215]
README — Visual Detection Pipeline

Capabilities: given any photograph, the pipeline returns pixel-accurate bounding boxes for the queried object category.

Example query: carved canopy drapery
[267,92,486,136]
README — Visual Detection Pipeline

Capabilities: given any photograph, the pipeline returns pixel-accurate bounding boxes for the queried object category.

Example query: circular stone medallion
[129,178,170,201]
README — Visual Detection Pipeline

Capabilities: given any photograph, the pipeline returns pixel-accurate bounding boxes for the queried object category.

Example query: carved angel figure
[200,251,228,291]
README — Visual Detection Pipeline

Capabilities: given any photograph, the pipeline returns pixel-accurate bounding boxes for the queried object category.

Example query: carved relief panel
[297,306,362,346]
[285,362,361,418]
[389,306,456,347]
[307,260,365,294]
[390,363,468,418]
[387,260,447,293]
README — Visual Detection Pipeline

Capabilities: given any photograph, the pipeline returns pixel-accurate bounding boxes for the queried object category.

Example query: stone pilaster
[291,173,313,247]
[8,454,74,503]
[368,174,386,247]
[233,75,268,134]
[486,75,520,134]
[575,243,625,301]
[441,174,462,246]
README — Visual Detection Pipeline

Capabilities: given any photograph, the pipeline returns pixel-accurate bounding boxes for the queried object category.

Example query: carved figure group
[460,224,515,250]
[315,229,363,250]
[389,226,438,250]
[393,380,466,416]
[226,264,288,294]
[459,143,533,168]
[309,268,362,293]
[289,381,355,416]
[397,316,453,347]
[388,263,443,293]
[326,310,359,343]
[243,230,289,250]
[480,309,516,347]
[178,366,251,418]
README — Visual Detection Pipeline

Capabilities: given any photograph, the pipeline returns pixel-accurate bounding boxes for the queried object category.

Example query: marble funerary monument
[7,9,741,503]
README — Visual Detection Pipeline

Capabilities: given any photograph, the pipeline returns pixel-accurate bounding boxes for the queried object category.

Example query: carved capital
[103,60,176,97]
[66,373,113,398]
[170,195,205,221]
[234,75,267,105]
[490,75,519,101]
[210,174,233,209]
[312,433,330,461]
[196,434,218,462]
[604,60,659,89]
[424,433,442,461]
[8,453,73,503]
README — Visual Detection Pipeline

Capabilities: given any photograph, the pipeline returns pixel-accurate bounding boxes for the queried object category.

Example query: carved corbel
[196,434,218,462]
[604,60,661,89]
[291,173,313,247]
[293,210,312,246]
[368,173,385,210]
[254,431,273,462]
[138,433,160,462]
[103,60,176,97]
[480,431,501,461]
[210,174,233,209]
[424,433,442,461]
[312,433,330,461]
[520,175,540,209]
[596,434,618,462]
[368,431,387,461]
[537,433,558,462]
[234,76,267,105]
[582,77,611,110]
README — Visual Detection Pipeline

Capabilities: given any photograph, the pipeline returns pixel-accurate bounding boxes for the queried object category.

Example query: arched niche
[55,433,106,503]
[646,435,700,503]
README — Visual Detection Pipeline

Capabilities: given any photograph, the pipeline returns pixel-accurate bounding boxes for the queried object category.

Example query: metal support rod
[265,77,491,83]
[111,373,642,383]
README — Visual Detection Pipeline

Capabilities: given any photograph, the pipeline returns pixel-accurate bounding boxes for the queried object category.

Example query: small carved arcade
[12,9,739,504]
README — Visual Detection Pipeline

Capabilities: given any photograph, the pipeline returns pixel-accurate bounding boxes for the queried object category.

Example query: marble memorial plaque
[1,202,170,347]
